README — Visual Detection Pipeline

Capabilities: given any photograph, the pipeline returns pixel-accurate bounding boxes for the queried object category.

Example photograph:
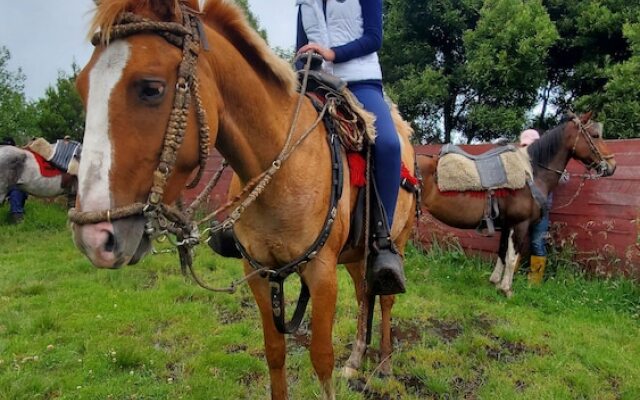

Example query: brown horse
[70,1,416,398]
[418,113,616,297]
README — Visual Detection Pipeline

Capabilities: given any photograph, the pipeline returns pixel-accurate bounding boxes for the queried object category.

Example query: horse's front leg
[245,262,288,400]
[499,229,520,298]
[378,294,396,376]
[342,261,369,378]
[303,256,338,400]
[490,229,509,286]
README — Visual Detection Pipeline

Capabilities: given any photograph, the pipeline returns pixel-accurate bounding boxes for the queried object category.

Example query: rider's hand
[297,43,336,62]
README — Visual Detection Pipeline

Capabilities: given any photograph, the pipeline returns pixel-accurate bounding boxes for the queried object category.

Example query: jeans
[349,82,401,228]
[8,186,27,215]
[530,194,552,256]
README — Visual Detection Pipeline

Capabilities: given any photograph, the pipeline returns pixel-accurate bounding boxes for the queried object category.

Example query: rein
[69,4,337,314]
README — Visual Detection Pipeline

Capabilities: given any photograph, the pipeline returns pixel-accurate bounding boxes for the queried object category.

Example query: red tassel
[347,153,366,187]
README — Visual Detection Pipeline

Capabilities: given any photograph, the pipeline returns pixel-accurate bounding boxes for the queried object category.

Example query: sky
[0,1,297,101]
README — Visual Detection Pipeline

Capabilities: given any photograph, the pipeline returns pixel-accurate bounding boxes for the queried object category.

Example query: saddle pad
[437,148,532,192]
[27,150,63,178]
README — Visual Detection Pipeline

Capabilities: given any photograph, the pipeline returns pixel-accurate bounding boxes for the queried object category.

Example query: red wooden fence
[184,139,640,279]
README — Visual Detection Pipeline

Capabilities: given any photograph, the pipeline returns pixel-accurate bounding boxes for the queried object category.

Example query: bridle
[68,4,332,300]
[569,116,613,174]
[69,5,210,251]
[538,116,613,179]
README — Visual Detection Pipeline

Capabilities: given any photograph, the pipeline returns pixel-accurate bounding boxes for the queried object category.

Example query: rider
[520,129,550,283]
[296,0,405,294]
[1,136,28,224]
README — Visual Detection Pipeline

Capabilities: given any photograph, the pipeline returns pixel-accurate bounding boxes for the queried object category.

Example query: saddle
[26,138,82,175]
[436,144,533,235]
[437,144,531,192]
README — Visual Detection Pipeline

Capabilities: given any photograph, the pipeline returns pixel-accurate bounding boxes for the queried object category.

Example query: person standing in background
[519,129,551,284]
[1,136,28,224]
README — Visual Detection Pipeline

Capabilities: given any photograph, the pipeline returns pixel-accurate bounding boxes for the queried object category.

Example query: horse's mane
[89,0,296,94]
[527,123,567,167]
[89,0,195,42]
[201,0,296,94]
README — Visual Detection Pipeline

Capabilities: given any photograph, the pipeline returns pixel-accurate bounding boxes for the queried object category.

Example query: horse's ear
[149,0,181,21]
[580,111,593,124]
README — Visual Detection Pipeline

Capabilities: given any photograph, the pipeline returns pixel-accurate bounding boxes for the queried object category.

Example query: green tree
[540,0,639,130]
[381,0,483,143]
[463,0,558,142]
[592,23,640,139]
[381,0,557,143]
[0,46,39,143]
[34,63,85,142]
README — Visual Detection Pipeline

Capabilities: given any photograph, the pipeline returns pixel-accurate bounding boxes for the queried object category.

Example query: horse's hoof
[489,276,500,285]
[340,366,358,379]
[499,287,513,298]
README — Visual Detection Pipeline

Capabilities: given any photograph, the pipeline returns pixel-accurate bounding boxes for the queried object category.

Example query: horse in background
[70,1,416,398]
[418,112,616,297]
[0,144,78,210]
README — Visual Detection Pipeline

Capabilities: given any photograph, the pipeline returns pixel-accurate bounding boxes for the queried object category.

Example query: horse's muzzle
[72,216,150,268]
[73,222,124,268]
[598,160,616,177]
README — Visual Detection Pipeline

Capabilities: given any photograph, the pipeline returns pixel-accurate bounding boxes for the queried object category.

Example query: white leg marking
[78,40,131,212]
[490,257,504,285]
[500,230,517,297]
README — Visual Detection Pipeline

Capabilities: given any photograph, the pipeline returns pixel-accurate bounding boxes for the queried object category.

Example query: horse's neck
[205,42,298,183]
[533,146,570,194]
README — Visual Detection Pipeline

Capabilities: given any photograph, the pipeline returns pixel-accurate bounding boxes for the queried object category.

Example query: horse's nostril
[104,230,116,253]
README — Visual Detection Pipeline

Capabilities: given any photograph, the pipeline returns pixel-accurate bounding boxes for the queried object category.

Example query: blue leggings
[8,186,28,215]
[349,82,401,228]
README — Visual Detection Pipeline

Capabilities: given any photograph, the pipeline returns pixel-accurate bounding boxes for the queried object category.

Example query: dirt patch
[397,375,434,398]
[225,344,247,354]
[287,320,311,349]
[428,318,463,343]
[484,335,547,363]
[348,377,395,400]
[392,320,423,346]
[450,367,486,399]
[515,379,527,392]
[217,308,247,324]
[238,371,262,386]
[469,314,495,333]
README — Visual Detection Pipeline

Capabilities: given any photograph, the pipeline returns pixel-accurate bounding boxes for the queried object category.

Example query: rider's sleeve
[331,0,382,64]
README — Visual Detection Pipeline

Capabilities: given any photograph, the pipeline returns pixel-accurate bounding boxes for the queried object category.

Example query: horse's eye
[137,79,166,104]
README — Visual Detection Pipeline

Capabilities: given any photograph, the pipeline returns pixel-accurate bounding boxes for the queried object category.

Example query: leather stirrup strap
[270,276,311,334]
[478,190,497,236]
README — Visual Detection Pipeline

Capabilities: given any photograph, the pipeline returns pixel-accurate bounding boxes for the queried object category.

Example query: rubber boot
[528,255,547,284]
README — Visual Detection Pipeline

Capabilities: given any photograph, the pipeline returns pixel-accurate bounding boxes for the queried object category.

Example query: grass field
[1,200,639,399]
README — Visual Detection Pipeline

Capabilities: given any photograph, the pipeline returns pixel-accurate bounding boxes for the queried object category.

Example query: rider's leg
[349,82,404,295]
[349,82,401,227]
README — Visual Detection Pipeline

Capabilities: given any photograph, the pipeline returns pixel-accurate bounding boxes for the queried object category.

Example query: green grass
[1,200,639,399]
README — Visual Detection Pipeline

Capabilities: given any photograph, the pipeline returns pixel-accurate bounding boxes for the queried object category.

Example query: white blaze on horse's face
[74,40,133,268]
[78,40,131,212]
